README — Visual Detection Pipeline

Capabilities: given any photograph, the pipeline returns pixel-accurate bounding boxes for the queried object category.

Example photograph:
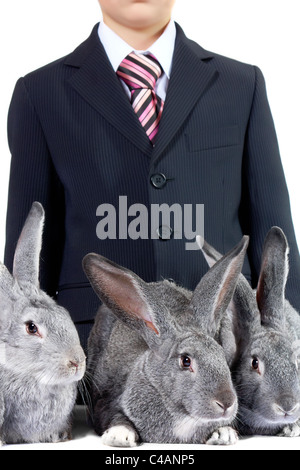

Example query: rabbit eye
[251,357,260,372]
[25,321,40,337]
[180,355,193,372]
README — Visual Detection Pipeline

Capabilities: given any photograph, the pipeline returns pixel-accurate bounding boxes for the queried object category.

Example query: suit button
[156,225,173,240]
[150,173,167,189]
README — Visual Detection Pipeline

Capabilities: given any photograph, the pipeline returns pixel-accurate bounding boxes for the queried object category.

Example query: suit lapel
[65,25,153,157]
[150,24,219,165]
[65,24,218,161]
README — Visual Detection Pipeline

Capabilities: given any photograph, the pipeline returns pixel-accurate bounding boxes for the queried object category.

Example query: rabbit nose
[68,360,79,369]
[67,352,86,371]
[67,357,86,379]
[214,390,236,416]
[274,396,300,416]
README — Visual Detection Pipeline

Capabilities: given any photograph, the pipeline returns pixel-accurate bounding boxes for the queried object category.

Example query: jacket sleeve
[239,66,300,310]
[5,77,65,298]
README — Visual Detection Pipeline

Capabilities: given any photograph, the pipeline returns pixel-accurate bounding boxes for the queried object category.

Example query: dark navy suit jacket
[5,23,300,347]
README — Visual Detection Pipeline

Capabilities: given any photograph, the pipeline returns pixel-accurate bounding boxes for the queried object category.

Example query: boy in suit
[5,0,300,349]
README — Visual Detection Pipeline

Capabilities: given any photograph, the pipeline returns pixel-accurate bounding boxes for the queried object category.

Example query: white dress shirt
[98,20,177,101]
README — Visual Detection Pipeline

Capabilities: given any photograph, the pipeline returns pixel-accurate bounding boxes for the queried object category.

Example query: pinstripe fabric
[117,53,164,143]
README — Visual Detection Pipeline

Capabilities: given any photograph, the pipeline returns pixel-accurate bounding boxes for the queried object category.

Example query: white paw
[206,426,238,446]
[278,423,300,437]
[101,425,138,447]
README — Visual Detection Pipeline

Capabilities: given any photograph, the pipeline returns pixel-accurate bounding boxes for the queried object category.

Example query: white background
[1,0,300,451]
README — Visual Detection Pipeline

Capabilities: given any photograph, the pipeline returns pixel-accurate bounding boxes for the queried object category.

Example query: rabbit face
[0,288,86,386]
[235,328,300,431]
[150,333,238,424]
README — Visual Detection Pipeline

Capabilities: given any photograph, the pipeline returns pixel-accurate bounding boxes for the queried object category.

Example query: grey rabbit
[197,227,300,437]
[0,202,86,446]
[83,236,249,447]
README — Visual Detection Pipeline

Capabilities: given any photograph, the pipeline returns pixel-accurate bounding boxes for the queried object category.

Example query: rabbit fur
[0,202,86,445]
[83,236,249,446]
[197,227,300,437]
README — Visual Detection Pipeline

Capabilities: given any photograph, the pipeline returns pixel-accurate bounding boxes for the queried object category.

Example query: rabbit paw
[278,423,300,437]
[206,426,238,446]
[46,433,63,443]
[59,430,72,442]
[101,425,138,447]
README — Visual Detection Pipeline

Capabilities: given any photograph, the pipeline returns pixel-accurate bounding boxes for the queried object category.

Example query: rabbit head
[83,236,249,442]
[198,229,300,434]
[0,202,86,386]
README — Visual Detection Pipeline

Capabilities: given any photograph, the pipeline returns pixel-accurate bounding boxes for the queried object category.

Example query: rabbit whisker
[78,378,93,415]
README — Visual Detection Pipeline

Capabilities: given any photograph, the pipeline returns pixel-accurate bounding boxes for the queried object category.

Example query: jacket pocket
[57,283,100,323]
[186,125,240,152]
[58,282,91,291]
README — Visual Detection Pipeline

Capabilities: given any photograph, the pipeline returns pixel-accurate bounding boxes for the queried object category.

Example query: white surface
[2,406,300,451]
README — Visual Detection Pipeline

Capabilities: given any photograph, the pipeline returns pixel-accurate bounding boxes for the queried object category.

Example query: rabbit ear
[0,263,15,332]
[13,202,45,288]
[197,235,260,328]
[256,227,289,329]
[196,235,222,268]
[189,236,249,337]
[0,262,14,298]
[82,254,168,348]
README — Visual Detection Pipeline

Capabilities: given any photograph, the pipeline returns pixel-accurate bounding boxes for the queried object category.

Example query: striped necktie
[117,52,164,144]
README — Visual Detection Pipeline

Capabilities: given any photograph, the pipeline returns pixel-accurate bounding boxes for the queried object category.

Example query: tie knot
[117,52,162,91]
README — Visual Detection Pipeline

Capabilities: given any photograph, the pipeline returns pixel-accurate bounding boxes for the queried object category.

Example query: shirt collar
[98,20,176,78]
